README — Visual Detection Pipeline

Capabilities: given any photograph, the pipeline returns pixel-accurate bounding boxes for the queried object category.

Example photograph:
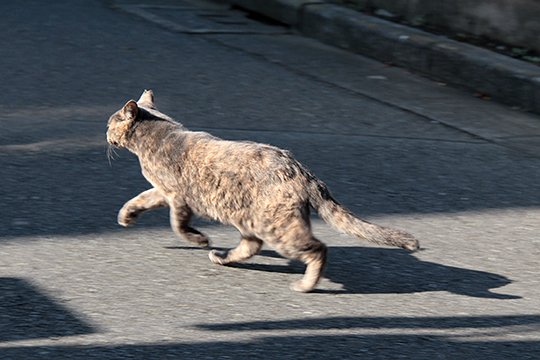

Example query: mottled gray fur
[107,90,419,292]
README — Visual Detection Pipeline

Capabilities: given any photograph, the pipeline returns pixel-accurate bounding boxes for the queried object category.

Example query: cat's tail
[307,179,419,251]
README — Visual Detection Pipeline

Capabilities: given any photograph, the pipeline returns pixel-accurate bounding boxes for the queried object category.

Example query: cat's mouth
[106,134,119,147]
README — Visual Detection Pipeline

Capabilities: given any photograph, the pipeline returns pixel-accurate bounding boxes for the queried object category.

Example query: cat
[107,90,419,292]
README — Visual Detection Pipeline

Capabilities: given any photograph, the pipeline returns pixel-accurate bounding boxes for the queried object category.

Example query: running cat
[106,90,419,292]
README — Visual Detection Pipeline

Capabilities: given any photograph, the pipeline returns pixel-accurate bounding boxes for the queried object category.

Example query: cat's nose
[106,135,116,146]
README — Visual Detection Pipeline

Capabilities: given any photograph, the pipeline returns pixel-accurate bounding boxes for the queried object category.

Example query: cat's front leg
[118,188,168,227]
[169,200,210,248]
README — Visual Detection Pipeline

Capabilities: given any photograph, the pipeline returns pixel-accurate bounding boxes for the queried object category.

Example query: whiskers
[106,144,120,166]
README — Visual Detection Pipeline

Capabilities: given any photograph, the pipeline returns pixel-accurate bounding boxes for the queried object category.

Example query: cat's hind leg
[287,238,327,292]
[118,188,168,227]
[169,202,210,248]
[209,236,263,265]
[267,220,327,293]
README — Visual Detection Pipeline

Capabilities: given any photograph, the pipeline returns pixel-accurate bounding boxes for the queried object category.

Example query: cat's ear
[137,89,155,108]
[122,100,139,121]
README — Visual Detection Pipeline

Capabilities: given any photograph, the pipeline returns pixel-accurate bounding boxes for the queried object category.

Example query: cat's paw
[208,250,228,265]
[183,232,211,249]
[289,279,316,293]
[117,208,138,227]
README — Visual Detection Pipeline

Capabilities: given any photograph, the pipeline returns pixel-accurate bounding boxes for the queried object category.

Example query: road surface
[1,0,539,358]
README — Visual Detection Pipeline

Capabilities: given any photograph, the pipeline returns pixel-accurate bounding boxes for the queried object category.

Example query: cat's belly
[141,171,245,225]
[185,195,246,226]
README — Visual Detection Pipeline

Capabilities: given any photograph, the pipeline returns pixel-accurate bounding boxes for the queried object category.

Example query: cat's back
[185,134,302,180]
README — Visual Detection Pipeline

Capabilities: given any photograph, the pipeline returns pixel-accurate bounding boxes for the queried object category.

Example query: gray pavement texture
[229,0,540,115]
[1,0,540,359]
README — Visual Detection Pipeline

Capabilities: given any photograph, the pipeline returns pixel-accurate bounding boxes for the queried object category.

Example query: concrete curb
[229,0,540,114]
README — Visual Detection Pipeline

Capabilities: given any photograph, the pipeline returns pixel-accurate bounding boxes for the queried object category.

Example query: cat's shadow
[196,246,520,299]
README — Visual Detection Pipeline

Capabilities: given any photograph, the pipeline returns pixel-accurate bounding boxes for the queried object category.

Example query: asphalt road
[1,0,540,358]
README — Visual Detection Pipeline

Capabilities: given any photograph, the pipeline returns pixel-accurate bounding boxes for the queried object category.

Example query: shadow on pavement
[0,277,97,342]
[227,247,519,299]
[2,315,539,359]
[194,314,540,331]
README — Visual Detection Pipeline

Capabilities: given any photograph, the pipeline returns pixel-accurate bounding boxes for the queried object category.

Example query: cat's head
[106,89,156,148]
